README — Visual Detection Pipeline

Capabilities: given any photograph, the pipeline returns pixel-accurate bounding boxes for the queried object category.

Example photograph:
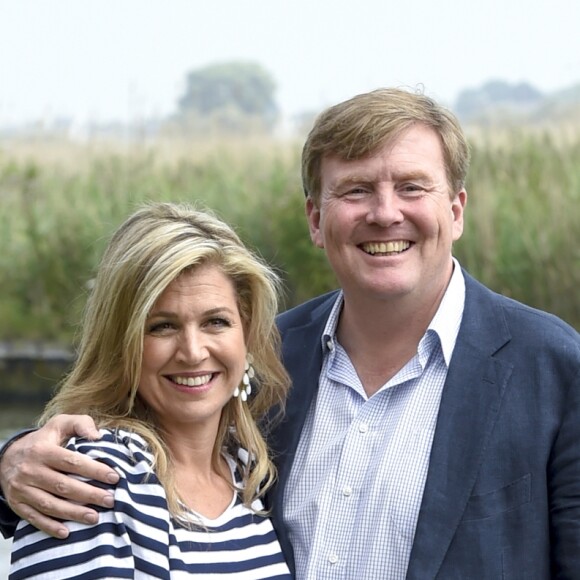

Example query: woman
[9,202,292,579]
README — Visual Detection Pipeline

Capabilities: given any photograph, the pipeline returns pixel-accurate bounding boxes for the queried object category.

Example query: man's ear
[451,189,467,242]
[306,197,325,248]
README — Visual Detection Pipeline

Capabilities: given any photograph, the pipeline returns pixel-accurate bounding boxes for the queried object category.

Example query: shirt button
[328,554,339,564]
[326,339,334,351]
[358,422,369,433]
[342,485,352,497]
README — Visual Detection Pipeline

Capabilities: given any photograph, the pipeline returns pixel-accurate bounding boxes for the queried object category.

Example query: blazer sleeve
[548,365,580,577]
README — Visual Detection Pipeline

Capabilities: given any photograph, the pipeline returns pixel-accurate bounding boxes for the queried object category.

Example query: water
[0,536,10,579]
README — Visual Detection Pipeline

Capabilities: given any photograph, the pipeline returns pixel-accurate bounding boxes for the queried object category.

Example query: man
[2,88,580,578]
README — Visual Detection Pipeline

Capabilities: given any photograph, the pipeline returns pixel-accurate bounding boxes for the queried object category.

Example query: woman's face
[139,263,246,437]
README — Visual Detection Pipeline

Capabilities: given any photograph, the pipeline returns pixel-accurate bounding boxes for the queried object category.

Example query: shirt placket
[314,396,384,577]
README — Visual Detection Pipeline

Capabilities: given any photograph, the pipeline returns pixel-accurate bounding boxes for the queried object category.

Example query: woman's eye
[147,321,175,334]
[206,317,231,328]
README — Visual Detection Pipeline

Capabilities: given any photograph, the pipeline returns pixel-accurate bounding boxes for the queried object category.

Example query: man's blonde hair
[302,87,470,204]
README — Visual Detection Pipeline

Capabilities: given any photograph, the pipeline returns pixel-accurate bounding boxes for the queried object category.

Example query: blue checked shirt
[283,261,465,579]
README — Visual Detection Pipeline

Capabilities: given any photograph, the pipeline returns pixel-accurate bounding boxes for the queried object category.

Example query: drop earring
[233,354,255,402]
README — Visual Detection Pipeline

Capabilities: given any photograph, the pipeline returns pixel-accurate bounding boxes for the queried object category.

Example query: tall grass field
[1,129,579,347]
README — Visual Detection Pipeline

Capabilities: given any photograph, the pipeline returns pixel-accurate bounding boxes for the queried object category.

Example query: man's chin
[345,277,416,302]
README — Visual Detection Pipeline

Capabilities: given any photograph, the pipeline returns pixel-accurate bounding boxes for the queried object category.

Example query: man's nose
[365,189,404,226]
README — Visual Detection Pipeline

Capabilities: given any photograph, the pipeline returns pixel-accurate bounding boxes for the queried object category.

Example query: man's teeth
[363,241,410,255]
[173,374,212,387]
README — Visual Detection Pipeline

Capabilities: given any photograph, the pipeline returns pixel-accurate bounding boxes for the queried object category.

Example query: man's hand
[0,414,120,538]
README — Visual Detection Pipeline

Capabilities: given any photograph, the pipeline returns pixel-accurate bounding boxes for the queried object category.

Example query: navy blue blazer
[267,270,580,579]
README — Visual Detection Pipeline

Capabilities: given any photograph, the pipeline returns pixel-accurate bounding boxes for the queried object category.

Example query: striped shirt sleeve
[10,429,173,579]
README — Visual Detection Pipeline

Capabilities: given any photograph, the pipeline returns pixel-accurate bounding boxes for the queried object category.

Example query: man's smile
[360,240,412,255]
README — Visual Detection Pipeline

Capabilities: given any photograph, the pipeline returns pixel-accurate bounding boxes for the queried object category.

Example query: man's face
[306,124,466,307]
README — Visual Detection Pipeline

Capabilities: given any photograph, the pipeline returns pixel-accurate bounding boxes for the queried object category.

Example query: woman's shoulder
[65,427,156,478]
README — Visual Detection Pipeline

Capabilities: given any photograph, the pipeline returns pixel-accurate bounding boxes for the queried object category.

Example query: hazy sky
[1,0,579,127]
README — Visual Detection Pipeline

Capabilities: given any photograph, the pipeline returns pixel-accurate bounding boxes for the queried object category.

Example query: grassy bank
[0,129,579,347]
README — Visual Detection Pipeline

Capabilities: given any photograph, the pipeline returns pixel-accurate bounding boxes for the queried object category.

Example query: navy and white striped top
[10,429,291,579]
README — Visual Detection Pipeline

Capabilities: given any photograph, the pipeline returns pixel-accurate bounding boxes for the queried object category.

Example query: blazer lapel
[267,294,336,567]
[406,274,514,579]
[272,317,326,482]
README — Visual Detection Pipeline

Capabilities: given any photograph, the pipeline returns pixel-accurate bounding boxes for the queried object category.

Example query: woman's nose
[176,329,209,364]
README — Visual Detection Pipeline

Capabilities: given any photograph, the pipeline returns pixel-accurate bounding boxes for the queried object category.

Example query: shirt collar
[320,258,465,367]
[321,290,343,353]
[428,258,465,366]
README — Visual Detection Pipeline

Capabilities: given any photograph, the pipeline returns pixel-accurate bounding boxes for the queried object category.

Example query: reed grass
[457,128,580,325]
[0,128,578,346]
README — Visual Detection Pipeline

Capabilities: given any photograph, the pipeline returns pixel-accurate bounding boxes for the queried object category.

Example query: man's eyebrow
[328,172,375,190]
[328,169,434,190]
[391,169,433,182]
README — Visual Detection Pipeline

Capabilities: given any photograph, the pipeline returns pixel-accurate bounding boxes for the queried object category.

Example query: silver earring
[234,354,255,402]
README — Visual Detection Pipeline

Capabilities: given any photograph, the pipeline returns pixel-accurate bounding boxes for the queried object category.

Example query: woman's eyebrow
[146,310,177,319]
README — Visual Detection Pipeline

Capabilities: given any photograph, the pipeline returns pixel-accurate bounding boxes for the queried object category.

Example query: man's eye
[341,187,368,197]
[400,184,424,194]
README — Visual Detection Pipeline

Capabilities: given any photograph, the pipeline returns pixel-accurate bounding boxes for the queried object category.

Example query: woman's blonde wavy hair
[40,201,289,518]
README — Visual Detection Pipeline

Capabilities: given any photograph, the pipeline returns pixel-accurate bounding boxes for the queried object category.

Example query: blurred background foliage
[1,62,579,346]
[0,126,579,348]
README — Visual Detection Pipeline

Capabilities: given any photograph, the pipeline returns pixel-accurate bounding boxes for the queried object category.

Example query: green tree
[455,80,543,123]
[177,61,279,133]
